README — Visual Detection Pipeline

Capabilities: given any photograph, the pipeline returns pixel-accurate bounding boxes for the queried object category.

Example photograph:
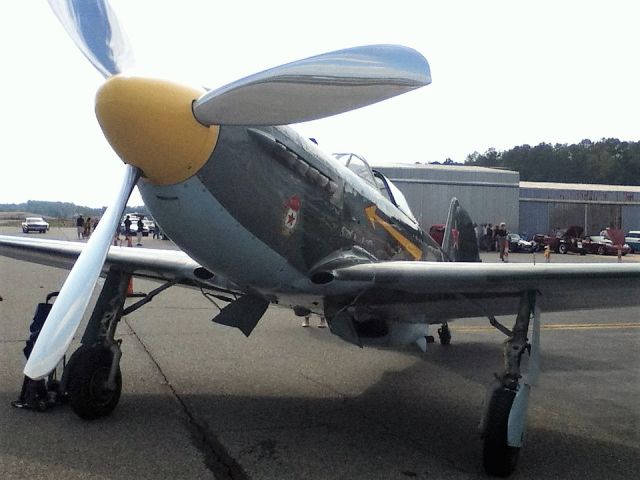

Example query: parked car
[625,231,640,253]
[530,233,546,252]
[507,233,534,252]
[21,217,49,233]
[583,235,632,256]
[429,224,445,246]
[542,225,587,255]
[142,219,155,236]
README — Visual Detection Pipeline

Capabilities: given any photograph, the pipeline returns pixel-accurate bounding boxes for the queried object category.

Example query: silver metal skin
[193,45,431,126]
[0,235,238,292]
[48,0,134,78]
[23,164,139,380]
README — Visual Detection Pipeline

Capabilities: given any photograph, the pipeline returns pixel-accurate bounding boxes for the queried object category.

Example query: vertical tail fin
[442,198,481,262]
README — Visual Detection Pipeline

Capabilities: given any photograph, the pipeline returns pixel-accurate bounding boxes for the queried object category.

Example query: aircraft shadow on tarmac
[3,342,638,480]
[177,364,638,479]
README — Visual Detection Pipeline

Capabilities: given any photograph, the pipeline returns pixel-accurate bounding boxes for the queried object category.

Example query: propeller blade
[24,165,140,380]
[193,44,431,126]
[48,0,134,78]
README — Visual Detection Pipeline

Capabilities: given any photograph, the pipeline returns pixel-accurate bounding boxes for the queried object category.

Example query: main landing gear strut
[61,268,176,419]
[480,290,541,477]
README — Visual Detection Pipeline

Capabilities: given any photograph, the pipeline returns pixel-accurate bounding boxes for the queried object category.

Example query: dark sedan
[542,226,587,255]
[583,236,631,256]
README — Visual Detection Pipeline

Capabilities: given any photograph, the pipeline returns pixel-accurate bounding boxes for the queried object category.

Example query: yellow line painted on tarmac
[453,322,640,332]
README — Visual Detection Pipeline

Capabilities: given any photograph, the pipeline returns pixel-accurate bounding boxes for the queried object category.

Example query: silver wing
[2,234,639,320]
[322,260,640,321]
[0,235,238,292]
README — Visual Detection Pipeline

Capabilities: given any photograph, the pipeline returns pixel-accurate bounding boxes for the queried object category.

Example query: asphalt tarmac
[1,227,639,479]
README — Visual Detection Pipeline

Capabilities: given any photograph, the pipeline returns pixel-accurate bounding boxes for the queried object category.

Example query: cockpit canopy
[333,153,417,223]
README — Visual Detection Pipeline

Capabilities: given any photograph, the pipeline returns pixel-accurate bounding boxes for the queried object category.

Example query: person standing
[483,224,493,251]
[76,215,84,240]
[136,216,144,246]
[123,215,132,246]
[496,222,508,262]
[83,217,92,239]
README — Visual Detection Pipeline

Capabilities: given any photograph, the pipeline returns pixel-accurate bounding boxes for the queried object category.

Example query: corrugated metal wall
[374,165,520,232]
[374,167,640,237]
[519,183,640,235]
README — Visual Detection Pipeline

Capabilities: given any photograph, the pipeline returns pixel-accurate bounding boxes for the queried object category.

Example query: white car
[625,230,640,253]
[22,217,49,233]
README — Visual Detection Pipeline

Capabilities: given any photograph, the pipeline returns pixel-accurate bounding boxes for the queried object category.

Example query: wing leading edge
[325,260,640,320]
[0,235,237,291]
[3,235,639,320]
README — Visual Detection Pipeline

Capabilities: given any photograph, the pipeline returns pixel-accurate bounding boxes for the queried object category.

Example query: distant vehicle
[429,224,445,246]
[142,219,155,236]
[507,233,534,252]
[530,233,546,252]
[583,235,632,256]
[625,231,640,252]
[21,217,49,234]
[542,226,587,255]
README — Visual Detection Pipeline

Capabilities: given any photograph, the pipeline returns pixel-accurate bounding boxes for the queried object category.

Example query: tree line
[464,138,640,185]
[0,200,148,219]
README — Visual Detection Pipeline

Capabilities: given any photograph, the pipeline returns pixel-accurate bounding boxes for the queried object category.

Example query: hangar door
[549,203,621,235]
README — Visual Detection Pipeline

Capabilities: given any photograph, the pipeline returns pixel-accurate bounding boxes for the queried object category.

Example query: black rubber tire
[558,243,568,254]
[482,388,520,477]
[437,325,452,345]
[597,246,605,255]
[65,346,122,420]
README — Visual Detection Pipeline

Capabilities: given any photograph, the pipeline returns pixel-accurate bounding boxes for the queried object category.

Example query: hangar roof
[373,163,519,186]
[521,181,640,193]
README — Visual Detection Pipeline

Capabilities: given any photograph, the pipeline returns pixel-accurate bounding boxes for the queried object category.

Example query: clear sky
[2,1,639,207]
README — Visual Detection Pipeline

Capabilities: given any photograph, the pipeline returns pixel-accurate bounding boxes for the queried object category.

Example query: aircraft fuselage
[139,125,443,309]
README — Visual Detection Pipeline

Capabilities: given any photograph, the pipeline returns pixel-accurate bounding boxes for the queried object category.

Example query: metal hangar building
[374,164,520,231]
[374,164,640,236]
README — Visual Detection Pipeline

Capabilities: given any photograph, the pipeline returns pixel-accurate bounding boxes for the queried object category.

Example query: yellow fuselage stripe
[365,206,422,260]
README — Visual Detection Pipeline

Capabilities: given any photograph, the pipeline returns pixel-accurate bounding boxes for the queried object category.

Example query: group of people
[118,215,146,246]
[75,213,163,246]
[75,215,98,240]
[479,222,510,262]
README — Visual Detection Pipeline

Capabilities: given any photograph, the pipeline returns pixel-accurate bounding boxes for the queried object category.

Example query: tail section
[441,198,481,262]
